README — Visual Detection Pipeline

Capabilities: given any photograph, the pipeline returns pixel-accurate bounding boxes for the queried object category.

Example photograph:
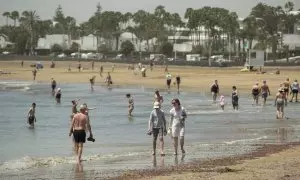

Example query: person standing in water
[166,72,172,93]
[32,69,37,80]
[27,103,36,127]
[55,88,62,103]
[51,78,57,95]
[175,75,181,94]
[210,80,219,103]
[252,83,260,105]
[89,76,96,91]
[219,95,225,110]
[105,72,112,88]
[154,90,164,105]
[290,79,299,102]
[126,93,134,117]
[261,80,271,105]
[148,102,167,156]
[70,99,80,121]
[283,78,290,98]
[275,88,287,119]
[232,86,239,110]
[69,105,93,164]
[169,98,187,155]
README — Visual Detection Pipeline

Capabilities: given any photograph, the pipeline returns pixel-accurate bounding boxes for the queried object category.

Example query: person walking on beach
[126,93,134,117]
[219,95,226,110]
[89,76,96,91]
[112,64,115,72]
[290,80,299,102]
[27,103,36,127]
[77,61,81,72]
[99,65,103,77]
[51,78,57,95]
[21,60,24,67]
[55,88,62,103]
[261,80,271,105]
[91,60,94,70]
[175,74,181,94]
[105,72,112,88]
[275,88,287,119]
[154,90,164,105]
[32,69,37,80]
[232,86,239,110]
[169,98,187,155]
[148,101,167,156]
[283,78,290,98]
[150,60,154,71]
[210,80,219,103]
[252,83,260,105]
[166,72,172,93]
[69,105,93,164]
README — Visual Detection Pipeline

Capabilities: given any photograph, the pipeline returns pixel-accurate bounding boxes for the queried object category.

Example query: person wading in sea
[261,80,271,105]
[69,105,93,164]
[252,83,260,105]
[27,103,36,127]
[51,78,57,96]
[275,88,287,119]
[210,80,219,103]
[126,93,134,117]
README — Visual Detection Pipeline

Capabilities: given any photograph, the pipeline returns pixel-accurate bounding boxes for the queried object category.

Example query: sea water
[1,80,300,179]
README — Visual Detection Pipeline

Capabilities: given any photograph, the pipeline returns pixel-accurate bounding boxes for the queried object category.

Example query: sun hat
[153,102,160,109]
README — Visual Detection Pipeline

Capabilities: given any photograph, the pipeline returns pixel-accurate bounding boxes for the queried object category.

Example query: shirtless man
[232,86,239,110]
[89,76,96,91]
[69,105,93,164]
[252,83,260,105]
[275,88,287,119]
[261,80,271,105]
[126,93,134,117]
[290,80,299,102]
[27,103,36,127]
[55,88,62,103]
[283,78,290,98]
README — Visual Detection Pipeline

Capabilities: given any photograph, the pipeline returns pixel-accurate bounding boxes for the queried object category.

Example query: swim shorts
[28,116,34,125]
[73,130,86,143]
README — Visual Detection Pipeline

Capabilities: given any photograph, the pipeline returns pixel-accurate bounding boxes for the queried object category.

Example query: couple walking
[148,98,187,156]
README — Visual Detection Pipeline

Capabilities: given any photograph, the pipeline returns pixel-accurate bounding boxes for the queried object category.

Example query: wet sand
[1,60,300,179]
[112,143,300,180]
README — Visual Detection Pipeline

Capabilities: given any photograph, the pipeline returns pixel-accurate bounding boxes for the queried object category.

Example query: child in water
[219,95,226,110]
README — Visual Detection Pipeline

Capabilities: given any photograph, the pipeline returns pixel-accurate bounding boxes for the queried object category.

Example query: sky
[0,0,299,25]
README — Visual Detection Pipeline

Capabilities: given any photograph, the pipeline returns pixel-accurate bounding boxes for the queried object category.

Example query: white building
[0,34,14,48]
[72,34,98,51]
[36,34,69,50]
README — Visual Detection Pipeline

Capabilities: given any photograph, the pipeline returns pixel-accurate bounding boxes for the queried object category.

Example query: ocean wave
[224,136,268,145]
[0,151,146,172]
[0,81,32,91]
[188,109,239,115]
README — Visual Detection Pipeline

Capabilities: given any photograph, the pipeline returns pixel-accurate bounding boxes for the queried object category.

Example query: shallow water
[1,80,300,179]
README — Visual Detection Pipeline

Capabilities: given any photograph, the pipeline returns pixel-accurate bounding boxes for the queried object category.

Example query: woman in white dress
[168,98,187,155]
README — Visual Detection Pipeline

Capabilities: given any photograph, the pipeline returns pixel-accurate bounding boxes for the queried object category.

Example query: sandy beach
[1,60,300,180]
[0,60,299,96]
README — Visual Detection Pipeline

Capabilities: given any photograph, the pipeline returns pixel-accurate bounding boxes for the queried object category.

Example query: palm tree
[10,11,19,27]
[2,12,10,26]
[20,10,40,55]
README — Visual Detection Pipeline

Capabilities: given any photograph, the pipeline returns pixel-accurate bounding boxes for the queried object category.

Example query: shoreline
[110,142,300,180]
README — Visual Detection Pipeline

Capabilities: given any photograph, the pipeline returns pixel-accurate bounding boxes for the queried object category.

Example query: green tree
[20,11,40,55]
[51,44,63,54]
[70,42,79,52]
[121,40,134,57]
[2,12,10,26]
[160,42,173,57]
[10,11,19,27]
